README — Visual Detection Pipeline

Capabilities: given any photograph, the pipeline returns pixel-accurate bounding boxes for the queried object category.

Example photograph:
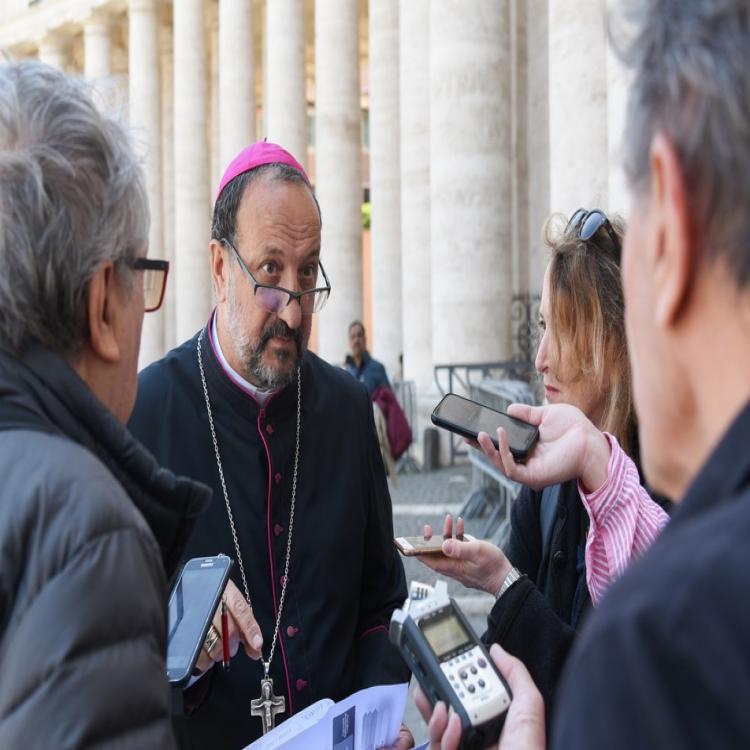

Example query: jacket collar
[0,343,211,580]
[670,397,750,526]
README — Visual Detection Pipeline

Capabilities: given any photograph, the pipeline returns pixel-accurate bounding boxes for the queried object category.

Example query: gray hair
[0,60,149,357]
[210,162,321,247]
[612,0,750,289]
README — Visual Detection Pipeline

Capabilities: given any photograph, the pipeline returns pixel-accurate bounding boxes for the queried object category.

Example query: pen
[221,598,230,670]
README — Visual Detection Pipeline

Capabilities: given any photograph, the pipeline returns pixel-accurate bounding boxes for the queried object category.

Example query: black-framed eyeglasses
[221,238,331,316]
[130,258,169,312]
[566,208,621,259]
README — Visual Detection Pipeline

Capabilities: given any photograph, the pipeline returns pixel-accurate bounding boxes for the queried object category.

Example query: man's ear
[87,261,121,364]
[210,239,230,303]
[649,131,694,328]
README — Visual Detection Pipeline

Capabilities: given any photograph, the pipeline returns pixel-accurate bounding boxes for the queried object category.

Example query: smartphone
[166,554,233,686]
[395,534,476,556]
[431,393,539,461]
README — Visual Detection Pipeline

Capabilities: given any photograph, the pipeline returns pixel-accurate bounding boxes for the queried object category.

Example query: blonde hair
[543,212,637,458]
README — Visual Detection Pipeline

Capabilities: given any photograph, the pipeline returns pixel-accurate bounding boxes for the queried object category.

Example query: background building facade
[0,0,630,449]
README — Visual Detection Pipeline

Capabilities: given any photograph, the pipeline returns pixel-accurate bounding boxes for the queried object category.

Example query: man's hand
[379,723,415,750]
[418,515,511,596]
[414,644,545,750]
[477,403,611,493]
[195,579,264,673]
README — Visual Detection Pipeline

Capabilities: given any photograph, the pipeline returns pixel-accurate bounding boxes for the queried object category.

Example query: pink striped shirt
[579,433,669,606]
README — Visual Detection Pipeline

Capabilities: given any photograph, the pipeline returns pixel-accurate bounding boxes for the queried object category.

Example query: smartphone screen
[167,556,232,684]
[431,394,538,459]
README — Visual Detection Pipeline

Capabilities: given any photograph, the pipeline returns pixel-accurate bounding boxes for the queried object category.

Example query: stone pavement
[389,463,496,746]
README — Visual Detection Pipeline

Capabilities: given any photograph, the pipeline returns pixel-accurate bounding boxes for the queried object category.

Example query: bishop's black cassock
[129,322,410,749]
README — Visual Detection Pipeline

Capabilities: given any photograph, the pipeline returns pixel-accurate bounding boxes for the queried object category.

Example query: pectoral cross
[250,677,286,735]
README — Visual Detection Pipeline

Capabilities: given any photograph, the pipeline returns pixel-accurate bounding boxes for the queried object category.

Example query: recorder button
[467,684,476,694]
[460,670,468,680]
[478,658,487,668]
[478,679,486,688]
[470,666,477,675]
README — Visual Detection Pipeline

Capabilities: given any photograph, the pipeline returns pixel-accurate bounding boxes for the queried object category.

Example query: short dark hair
[348,320,365,336]
[211,163,321,245]
[613,0,750,289]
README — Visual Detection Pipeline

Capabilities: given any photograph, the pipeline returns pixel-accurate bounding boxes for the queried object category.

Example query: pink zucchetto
[215,140,310,201]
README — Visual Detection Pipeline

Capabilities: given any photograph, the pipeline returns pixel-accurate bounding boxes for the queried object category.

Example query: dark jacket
[553,399,750,749]
[0,345,210,749]
[129,328,410,749]
[482,480,590,723]
[344,351,391,396]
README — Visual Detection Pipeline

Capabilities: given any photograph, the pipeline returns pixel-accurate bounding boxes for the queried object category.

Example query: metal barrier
[392,379,420,474]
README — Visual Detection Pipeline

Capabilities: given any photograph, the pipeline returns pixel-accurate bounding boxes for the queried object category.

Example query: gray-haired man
[0,60,209,748]
[418,0,750,747]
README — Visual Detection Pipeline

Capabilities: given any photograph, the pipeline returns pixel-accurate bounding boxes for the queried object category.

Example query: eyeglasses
[221,238,331,316]
[130,258,169,312]
[566,208,621,258]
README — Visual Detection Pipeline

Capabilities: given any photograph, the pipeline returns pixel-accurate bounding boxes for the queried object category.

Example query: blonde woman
[421,209,670,719]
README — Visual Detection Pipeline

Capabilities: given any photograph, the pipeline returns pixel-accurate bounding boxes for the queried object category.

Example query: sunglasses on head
[566,208,621,258]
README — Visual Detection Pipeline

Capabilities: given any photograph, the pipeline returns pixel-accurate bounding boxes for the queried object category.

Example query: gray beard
[226,279,303,390]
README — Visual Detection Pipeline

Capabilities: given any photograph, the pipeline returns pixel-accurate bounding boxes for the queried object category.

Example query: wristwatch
[496,566,522,599]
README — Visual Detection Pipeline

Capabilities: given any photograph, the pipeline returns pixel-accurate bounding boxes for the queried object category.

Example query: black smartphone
[167,554,233,686]
[431,393,539,461]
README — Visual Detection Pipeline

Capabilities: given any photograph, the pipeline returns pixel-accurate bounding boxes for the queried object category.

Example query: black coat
[553,399,750,748]
[482,480,590,724]
[129,328,410,750]
[0,345,209,749]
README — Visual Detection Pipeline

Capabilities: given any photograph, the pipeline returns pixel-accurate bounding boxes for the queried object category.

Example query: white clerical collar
[210,311,276,408]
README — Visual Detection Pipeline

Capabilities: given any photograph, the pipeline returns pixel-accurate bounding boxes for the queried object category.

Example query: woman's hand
[414,644,546,750]
[477,403,611,493]
[418,515,512,596]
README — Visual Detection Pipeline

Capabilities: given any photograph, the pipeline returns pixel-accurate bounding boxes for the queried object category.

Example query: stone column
[266,0,306,166]
[38,34,65,70]
[129,0,164,366]
[607,45,631,216]
[173,0,212,342]
[369,0,402,379]
[160,24,176,349]
[219,0,255,169]
[430,1,513,365]
[315,0,362,364]
[548,0,608,215]
[526,0,550,293]
[399,0,430,392]
[83,13,111,80]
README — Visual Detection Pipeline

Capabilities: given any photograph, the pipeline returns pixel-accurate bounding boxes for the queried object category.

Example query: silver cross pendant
[250,677,286,735]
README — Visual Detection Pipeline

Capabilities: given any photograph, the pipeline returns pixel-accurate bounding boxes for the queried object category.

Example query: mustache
[260,320,303,352]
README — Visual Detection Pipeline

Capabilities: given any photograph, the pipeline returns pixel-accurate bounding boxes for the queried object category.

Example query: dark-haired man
[129,141,411,749]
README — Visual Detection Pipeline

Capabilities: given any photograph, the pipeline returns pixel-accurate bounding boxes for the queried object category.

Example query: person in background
[421,210,669,722]
[0,60,209,749]
[345,320,391,396]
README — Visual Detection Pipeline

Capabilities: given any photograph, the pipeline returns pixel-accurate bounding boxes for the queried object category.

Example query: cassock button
[274,472,282,485]
[274,523,284,537]
[266,423,274,435]
[296,678,308,692]
[280,574,288,587]
[286,625,299,638]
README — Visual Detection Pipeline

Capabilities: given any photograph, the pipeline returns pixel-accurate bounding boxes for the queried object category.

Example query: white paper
[244,682,409,750]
